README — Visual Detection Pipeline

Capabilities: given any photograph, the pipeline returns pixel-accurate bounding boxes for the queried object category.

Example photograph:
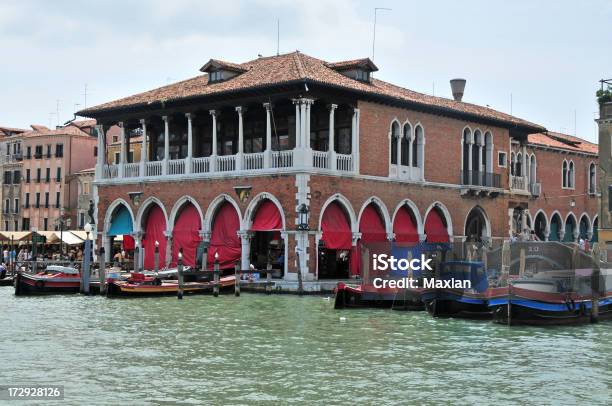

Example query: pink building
[20,122,97,231]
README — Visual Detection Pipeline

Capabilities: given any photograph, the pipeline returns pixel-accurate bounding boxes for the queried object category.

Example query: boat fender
[35,280,45,289]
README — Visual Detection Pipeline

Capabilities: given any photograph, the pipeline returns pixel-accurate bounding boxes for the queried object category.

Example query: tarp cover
[123,235,135,251]
[321,202,352,250]
[143,205,167,269]
[56,231,84,246]
[425,209,449,243]
[171,204,202,267]
[393,206,419,243]
[251,200,283,231]
[208,202,241,269]
[352,204,387,276]
[108,206,133,237]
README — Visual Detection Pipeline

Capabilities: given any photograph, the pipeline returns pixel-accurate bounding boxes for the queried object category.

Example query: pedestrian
[579,238,586,251]
[2,246,9,264]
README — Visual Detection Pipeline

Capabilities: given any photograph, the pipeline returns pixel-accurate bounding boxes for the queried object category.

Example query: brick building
[78,52,599,280]
[597,100,612,244]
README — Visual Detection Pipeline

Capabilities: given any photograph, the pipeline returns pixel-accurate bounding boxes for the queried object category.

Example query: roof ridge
[293,52,306,78]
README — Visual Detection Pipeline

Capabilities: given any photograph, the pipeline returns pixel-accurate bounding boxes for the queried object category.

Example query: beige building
[0,126,27,231]
[75,167,95,229]
[598,97,612,245]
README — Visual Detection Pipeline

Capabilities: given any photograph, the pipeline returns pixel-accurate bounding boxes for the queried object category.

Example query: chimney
[450,78,466,102]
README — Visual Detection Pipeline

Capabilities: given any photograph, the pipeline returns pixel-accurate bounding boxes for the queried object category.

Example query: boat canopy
[46,265,79,274]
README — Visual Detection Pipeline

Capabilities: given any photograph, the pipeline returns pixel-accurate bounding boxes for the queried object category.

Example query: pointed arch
[463,205,491,242]
[243,192,286,231]
[533,209,548,241]
[401,120,412,166]
[103,198,135,236]
[391,199,423,237]
[424,201,453,242]
[318,193,357,233]
[592,215,599,243]
[357,196,391,235]
[579,212,591,240]
[204,194,242,233]
[564,212,577,242]
[390,119,401,166]
[135,196,169,233]
[168,195,204,232]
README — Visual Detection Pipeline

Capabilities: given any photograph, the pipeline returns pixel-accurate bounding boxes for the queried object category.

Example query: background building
[0,126,26,231]
[75,167,95,229]
[597,99,612,246]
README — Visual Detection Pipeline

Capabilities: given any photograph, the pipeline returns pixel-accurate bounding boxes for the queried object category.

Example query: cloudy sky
[1,0,610,141]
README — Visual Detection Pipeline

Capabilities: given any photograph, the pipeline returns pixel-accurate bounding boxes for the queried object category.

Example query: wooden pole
[234,261,240,297]
[154,244,159,273]
[81,235,91,295]
[590,244,601,323]
[177,250,184,300]
[266,262,272,294]
[501,239,511,326]
[213,259,219,297]
[296,250,304,296]
[519,248,526,277]
[99,247,106,295]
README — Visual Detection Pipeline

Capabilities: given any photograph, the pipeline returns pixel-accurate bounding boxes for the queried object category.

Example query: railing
[124,163,140,178]
[146,161,163,177]
[312,150,329,169]
[530,182,541,196]
[192,157,210,174]
[510,175,527,191]
[243,152,264,170]
[460,170,501,188]
[272,150,293,168]
[336,154,353,172]
[168,159,185,175]
[217,155,236,172]
[104,164,119,179]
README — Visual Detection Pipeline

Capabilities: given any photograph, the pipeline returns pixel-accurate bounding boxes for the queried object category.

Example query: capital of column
[263,102,272,111]
[352,232,362,245]
[235,106,245,115]
[185,112,195,120]
[199,230,211,241]
[118,121,125,128]
[237,230,253,240]
[164,230,173,239]
[162,115,169,122]
[329,103,338,111]
[139,118,146,125]
[209,109,217,117]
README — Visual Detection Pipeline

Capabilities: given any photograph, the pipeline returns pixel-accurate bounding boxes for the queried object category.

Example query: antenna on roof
[372,8,392,62]
[276,18,280,56]
[82,84,88,109]
[510,93,513,115]
[56,100,61,127]
[573,109,577,136]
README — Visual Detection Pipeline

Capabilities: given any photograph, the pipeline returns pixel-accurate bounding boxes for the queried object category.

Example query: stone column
[300,101,307,150]
[186,113,193,174]
[508,208,515,237]
[209,110,217,172]
[236,106,244,171]
[467,139,473,182]
[95,124,105,180]
[164,230,173,269]
[162,116,169,176]
[352,108,360,174]
[119,122,126,177]
[139,119,147,177]
[263,103,272,168]
[238,230,251,271]
[328,104,337,171]
[396,132,401,178]
[407,133,413,168]
[294,100,301,149]
[133,232,143,271]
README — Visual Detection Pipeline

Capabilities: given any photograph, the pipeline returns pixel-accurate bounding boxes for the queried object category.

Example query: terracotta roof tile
[20,125,92,138]
[528,131,598,154]
[325,58,378,71]
[79,52,544,131]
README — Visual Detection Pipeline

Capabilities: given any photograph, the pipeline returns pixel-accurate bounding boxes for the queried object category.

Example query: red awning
[359,204,387,243]
[208,202,241,269]
[251,200,282,231]
[425,209,449,243]
[394,206,419,243]
[321,202,352,250]
[143,205,167,269]
[123,235,135,251]
[171,204,202,267]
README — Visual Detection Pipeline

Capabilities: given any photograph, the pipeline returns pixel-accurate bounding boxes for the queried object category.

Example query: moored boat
[106,272,236,297]
[334,282,424,310]
[14,265,81,295]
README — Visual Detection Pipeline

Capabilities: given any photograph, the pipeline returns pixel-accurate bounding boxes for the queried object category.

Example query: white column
[478,144,484,172]
[521,144,527,189]
[119,122,126,178]
[139,119,147,177]
[263,103,272,168]
[239,231,251,271]
[209,110,217,172]
[162,116,169,176]
[300,101,307,149]
[467,140,473,182]
[396,133,401,178]
[95,124,105,180]
[294,100,301,149]
[185,113,193,174]
[164,230,172,268]
[236,106,244,171]
[407,135,413,168]
[328,104,337,171]
[352,108,360,174]
[304,99,313,169]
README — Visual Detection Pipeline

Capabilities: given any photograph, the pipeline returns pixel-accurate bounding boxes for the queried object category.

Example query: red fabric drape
[171,204,202,267]
[321,202,352,250]
[208,202,241,269]
[425,209,450,243]
[251,200,282,231]
[123,235,135,251]
[394,206,419,243]
[351,204,387,276]
[143,205,167,270]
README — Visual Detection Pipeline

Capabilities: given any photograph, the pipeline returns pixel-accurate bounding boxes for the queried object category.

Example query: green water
[1,288,610,405]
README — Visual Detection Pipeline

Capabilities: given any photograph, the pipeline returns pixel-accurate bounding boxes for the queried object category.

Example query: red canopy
[359,204,387,243]
[123,235,135,251]
[208,202,241,269]
[321,202,352,250]
[425,208,450,243]
[143,205,167,269]
[171,204,202,267]
[394,206,419,243]
[251,200,282,231]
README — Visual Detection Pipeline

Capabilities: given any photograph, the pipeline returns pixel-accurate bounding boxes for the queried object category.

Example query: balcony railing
[337,154,353,172]
[272,150,293,168]
[145,161,162,177]
[313,150,329,169]
[168,159,185,175]
[243,152,264,170]
[530,182,541,196]
[217,155,236,172]
[461,170,501,188]
[124,163,140,178]
[192,157,210,174]
[510,175,527,191]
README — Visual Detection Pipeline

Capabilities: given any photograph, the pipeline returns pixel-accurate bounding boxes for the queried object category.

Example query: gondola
[334,282,424,310]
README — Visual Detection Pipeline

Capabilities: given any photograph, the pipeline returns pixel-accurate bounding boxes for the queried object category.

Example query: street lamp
[297,204,310,231]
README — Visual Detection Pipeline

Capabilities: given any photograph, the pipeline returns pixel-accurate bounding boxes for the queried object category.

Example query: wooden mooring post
[501,240,511,326]
[213,259,220,297]
[177,249,184,300]
[99,247,106,295]
[234,261,241,297]
[154,241,160,273]
[80,234,91,295]
[590,244,601,323]
[266,263,273,294]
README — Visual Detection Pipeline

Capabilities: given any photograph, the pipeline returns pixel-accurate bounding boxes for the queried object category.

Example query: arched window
[472,130,482,173]
[516,153,522,177]
[562,160,568,188]
[510,152,516,176]
[401,123,411,166]
[414,125,424,169]
[390,121,400,165]
[589,162,596,194]
[484,131,493,174]
[529,154,536,185]
[568,160,575,188]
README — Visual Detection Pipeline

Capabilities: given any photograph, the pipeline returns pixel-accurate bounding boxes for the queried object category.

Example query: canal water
[1,288,610,405]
